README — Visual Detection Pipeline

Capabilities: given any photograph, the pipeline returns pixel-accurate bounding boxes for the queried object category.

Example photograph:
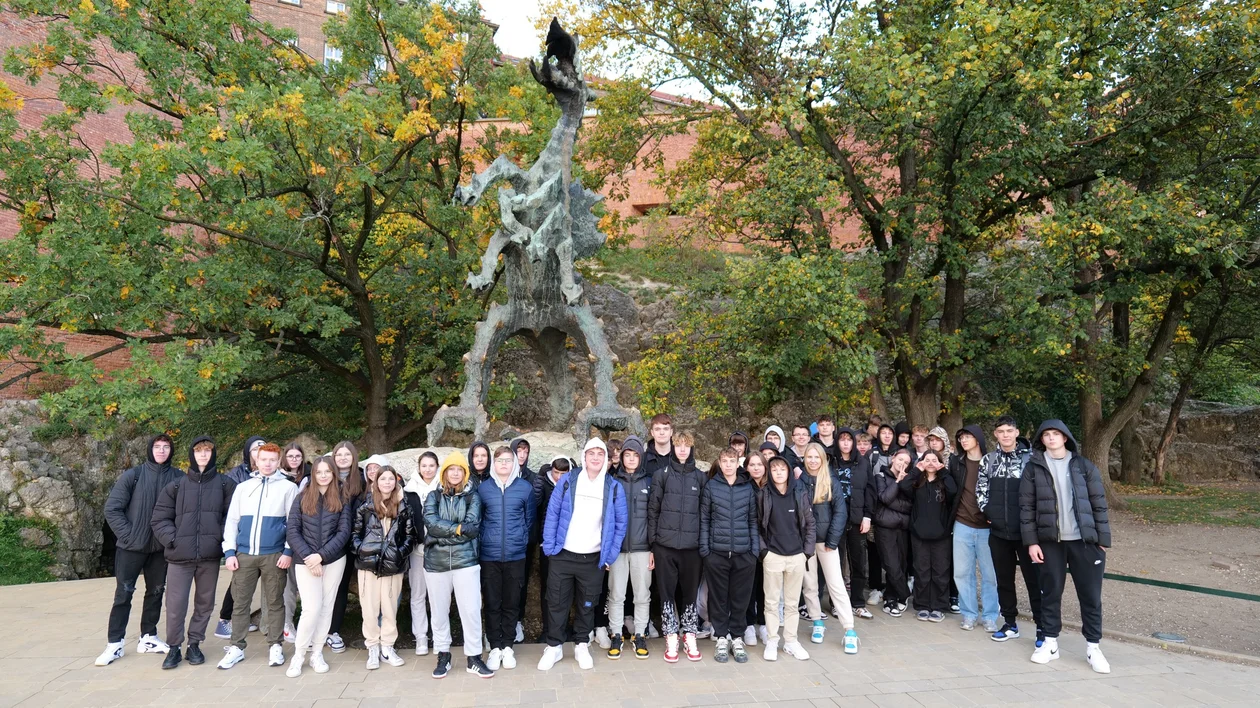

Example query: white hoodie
[564,438,609,554]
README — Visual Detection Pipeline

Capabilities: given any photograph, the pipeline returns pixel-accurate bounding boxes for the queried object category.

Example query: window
[324,43,342,66]
[279,0,300,5]
[326,0,346,13]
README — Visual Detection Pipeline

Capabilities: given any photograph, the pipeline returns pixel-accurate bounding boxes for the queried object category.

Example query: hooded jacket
[467,441,492,489]
[510,438,534,479]
[976,438,1031,541]
[902,468,958,541]
[647,452,705,551]
[542,439,628,569]
[611,436,653,553]
[223,460,298,558]
[796,467,848,549]
[927,426,953,458]
[287,478,353,566]
[641,440,694,476]
[105,435,182,554]
[532,456,569,545]
[893,421,910,446]
[226,435,265,485]
[1019,420,1111,547]
[353,486,415,576]
[423,451,482,573]
[948,424,989,522]
[763,425,787,454]
[872,455,912,530]
[757,481,816,558]
[478,456,537,563]
[150,436,237,563]
[876,424,898,455]
[403,463,441,551]
[700,469,761,557]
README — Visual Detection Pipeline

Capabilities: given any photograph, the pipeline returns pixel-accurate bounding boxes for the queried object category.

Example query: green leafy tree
[0,0,546,450]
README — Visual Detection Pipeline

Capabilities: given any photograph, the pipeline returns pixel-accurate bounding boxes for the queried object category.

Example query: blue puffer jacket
[542,467,628,569]
[478,472,537,563]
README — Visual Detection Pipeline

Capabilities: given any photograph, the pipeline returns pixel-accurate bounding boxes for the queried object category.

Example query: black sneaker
[607,632,624,660]
[633,633,649,659]
[186,643,205,665]
[467,655,495,678]
[949,598,961,614]
[432,651,452,679]
[162,646,182,670]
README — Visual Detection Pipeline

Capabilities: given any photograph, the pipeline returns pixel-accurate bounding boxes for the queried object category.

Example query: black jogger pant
[516,543,536,626]
[108,549,167,642]
[327,556,354,635]
[543,550,604,647]
[165,560,220,647]
[703,552,756,639]
[843,525,868,607]
[745,558,765,627]
[875,527,910,605]
[1037,539,1105,643]
[911,536,950,613]
[481,559,527,650]
[653,545,701,635]
[989,534,1043,628]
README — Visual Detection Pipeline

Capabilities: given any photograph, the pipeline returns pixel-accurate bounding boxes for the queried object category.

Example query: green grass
[1121,483,1260,528]
[586,243,732,290]
[0,515,57,585]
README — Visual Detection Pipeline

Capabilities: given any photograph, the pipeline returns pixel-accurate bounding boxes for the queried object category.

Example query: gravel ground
[1014,511,1260,656]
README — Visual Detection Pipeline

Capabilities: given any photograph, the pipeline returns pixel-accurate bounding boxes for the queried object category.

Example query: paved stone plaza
[2,576,1258,708]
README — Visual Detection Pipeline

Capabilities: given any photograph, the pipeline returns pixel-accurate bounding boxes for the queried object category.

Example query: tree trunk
[1118,416,1143,484]
[868,374,889,421]
[939,371,967,436]
[1153,378,1191,486]
[894,357,939,428]
[1080,434,1129,511]
[363,381,390,454]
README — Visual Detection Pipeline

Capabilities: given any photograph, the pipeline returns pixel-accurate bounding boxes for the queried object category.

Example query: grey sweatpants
[425,566,483,656]
[607,551,651,635]
[164,560,220,647]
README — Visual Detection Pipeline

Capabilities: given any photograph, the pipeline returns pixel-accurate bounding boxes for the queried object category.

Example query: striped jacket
[223,472,298,557]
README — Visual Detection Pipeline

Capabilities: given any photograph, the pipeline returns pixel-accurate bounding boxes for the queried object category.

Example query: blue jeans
[952,522,999,624]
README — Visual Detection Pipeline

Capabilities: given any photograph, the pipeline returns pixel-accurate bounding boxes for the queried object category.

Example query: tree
[562,0,1258,432]
[0,0,544,450]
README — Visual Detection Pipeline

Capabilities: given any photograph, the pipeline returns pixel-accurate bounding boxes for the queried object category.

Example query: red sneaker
[664,634,679,663]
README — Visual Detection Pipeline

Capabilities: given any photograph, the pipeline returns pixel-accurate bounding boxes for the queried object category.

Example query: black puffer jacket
[700,472,760,557]
[105,435,182,553]
[756,482,816,557]
[796,469,847,549]
[612,437,653,553]
[150,437,236,563]
[352,493,415,576]
[1019,420,1111,547]
[423,482,482,573]
[647,459,705,550]
[288,489,353,565]
[832,439,873,527]
[872,462,911,531]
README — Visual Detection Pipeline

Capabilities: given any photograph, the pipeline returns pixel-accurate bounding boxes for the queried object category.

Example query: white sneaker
[487,648,502,671]
[381,645,405,667]
[757,625,769,646]
[1087,643,1111,674]
[268,644,285,667]
[648,621,661,639]
[286,654,303,678]
[1031,637,1060,665]
[95,641,125,666]
[574,642,594,670]
[537,644,563,671]
[782,641,811,661]
[743,625,757,646]
[309,652,329,673]
[217,646,245,670]
[867,589,884,606]
[595,627,611,649]
[515,622,525,644]
[137,634,169,654]
[415,640,429,656]
[763,641,778,661]
[501,647,516,669]
[366,646,380,670]
[283,623,296,644]
[696,623,713,639]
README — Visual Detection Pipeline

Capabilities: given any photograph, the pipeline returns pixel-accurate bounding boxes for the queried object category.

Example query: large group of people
[94,412,1112,680]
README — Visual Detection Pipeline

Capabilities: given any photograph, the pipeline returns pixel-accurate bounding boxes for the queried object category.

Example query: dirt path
[1027,511,1260,656]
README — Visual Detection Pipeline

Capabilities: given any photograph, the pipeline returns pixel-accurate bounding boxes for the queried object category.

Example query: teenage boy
[97,435,182,666]
[910,425,930,462]
[783,425,812,479]
[856,432,885,607]
[893,422,911,450]
[150,436,236,669]
[218,443,299,670]
[510,437,536,643]
[607,435,653,659]
[812,416,839,467]
[538,439,628,671]
[833,429,874,619]
[642,414,677,475]
[534,455,571,640]
[977,416,1042,643]
[699,447,760,663]
[1020,420,1112,674]
[647,432,706,663]
[215,435,266,639]
[865,415,883,440]
[950,425,999,633]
